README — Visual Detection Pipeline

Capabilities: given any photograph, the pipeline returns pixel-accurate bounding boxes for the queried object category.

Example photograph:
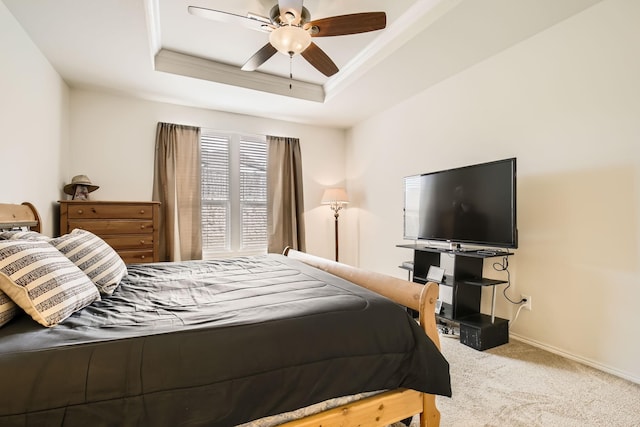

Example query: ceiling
[3,0,601,128]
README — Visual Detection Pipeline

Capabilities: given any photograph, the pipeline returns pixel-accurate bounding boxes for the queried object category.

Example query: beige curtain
[152,122,202,261]
[267,136,305,253]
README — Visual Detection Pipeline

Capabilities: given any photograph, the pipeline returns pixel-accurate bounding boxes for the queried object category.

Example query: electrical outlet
[521,294,532,311]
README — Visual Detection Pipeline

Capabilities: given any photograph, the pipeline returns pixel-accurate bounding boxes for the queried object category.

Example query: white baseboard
[509,333,640,385]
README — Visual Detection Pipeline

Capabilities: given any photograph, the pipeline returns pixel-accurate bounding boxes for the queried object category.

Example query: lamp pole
[331,203,342,262]
[321,188,349,263]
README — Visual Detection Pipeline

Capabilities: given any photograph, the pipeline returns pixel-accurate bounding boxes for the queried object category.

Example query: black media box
[459,315,509,351]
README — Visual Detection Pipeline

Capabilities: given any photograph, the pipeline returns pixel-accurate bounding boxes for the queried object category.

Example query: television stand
[397,243,513,350]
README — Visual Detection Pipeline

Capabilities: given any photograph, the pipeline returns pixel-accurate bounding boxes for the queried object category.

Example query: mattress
[0,254,451,426]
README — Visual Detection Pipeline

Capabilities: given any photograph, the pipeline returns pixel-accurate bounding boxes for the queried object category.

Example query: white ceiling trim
[144,0,162,61]
[154,48,325,102]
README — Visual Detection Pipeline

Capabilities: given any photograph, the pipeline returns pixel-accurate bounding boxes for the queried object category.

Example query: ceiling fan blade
[188,6,270,31]
[241,43,278,71]
[306,12,386,37]
[301,42,339,77]
[278,0,304,25]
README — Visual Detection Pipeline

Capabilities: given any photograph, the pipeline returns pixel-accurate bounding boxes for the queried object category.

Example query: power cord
[510,303,527,327]
[493,256,525,304]
[493,256,528,326]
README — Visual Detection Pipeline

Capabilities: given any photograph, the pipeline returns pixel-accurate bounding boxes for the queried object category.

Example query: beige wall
[68,89,347,260]
[345,0,640,382]
[0,1,69,236]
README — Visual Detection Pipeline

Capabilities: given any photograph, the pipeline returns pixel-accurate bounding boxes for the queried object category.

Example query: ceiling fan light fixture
[269,25,311,56]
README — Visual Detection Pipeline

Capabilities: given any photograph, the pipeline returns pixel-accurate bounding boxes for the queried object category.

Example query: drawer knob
[139,210,145,214]
[140,255,146,259]
[140,225,145,229]
[77,209,83,214]
[140,240,145,245]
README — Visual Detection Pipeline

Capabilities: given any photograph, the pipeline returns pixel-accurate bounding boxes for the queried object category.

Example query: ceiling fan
[188,0,386,78]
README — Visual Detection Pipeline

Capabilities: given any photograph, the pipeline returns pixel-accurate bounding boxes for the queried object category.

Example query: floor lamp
[321,188,349,262]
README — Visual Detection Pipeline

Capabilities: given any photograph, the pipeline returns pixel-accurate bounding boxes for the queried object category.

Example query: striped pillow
[49,229,127,295]
[0,240,100,327]
[0,230,50,241]
[0,289,18,327]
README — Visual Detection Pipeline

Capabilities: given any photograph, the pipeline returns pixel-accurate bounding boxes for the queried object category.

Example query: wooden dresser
[59,201,160,264]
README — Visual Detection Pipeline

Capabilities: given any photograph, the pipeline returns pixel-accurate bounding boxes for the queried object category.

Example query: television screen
[403,158,517,248]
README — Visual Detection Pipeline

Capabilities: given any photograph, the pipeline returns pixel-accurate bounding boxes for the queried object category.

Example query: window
[201,131,267,257]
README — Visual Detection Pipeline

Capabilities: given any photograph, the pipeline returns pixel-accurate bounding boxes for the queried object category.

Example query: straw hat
[63,175,100,195]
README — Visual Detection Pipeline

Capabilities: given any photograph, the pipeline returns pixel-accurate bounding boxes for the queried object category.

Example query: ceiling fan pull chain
[289,53,293,90]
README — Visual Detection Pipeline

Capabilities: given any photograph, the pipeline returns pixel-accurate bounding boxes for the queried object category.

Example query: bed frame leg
[421,393,441,427]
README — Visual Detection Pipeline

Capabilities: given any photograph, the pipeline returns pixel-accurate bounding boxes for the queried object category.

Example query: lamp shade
[321,188,349,204]
[269,25,312,56]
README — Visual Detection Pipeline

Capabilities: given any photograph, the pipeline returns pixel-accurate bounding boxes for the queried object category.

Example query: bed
[0,202,451,427]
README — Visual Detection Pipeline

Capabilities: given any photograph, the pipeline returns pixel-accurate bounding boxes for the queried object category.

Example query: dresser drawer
[68,219,154,235]
[101,235,154,250]
[66,204,154,219]
[118,249,155,264]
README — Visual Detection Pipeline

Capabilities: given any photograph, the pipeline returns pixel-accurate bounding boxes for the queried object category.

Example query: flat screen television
[403,158,517,249]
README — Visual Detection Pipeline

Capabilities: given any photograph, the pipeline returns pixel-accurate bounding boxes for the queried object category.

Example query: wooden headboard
[0,202,42,233]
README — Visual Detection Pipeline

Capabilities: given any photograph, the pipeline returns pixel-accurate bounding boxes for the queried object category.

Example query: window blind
[239,138,267,250]
[201,131,267,256]
[201,134,230,252]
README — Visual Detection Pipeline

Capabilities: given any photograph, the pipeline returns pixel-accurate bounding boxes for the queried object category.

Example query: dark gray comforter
[0,254,451,426]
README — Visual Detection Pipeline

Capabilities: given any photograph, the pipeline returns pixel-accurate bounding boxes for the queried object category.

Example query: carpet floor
[401,336,640,427]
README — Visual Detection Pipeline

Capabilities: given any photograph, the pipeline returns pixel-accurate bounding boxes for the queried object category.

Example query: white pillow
[49,229,127,295]
[0,240,100,327]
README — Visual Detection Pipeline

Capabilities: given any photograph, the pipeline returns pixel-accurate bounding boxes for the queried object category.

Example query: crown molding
[154,49,325,102]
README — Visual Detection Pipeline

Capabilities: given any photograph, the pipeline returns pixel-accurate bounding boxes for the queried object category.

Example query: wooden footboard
[284,249,441,427]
